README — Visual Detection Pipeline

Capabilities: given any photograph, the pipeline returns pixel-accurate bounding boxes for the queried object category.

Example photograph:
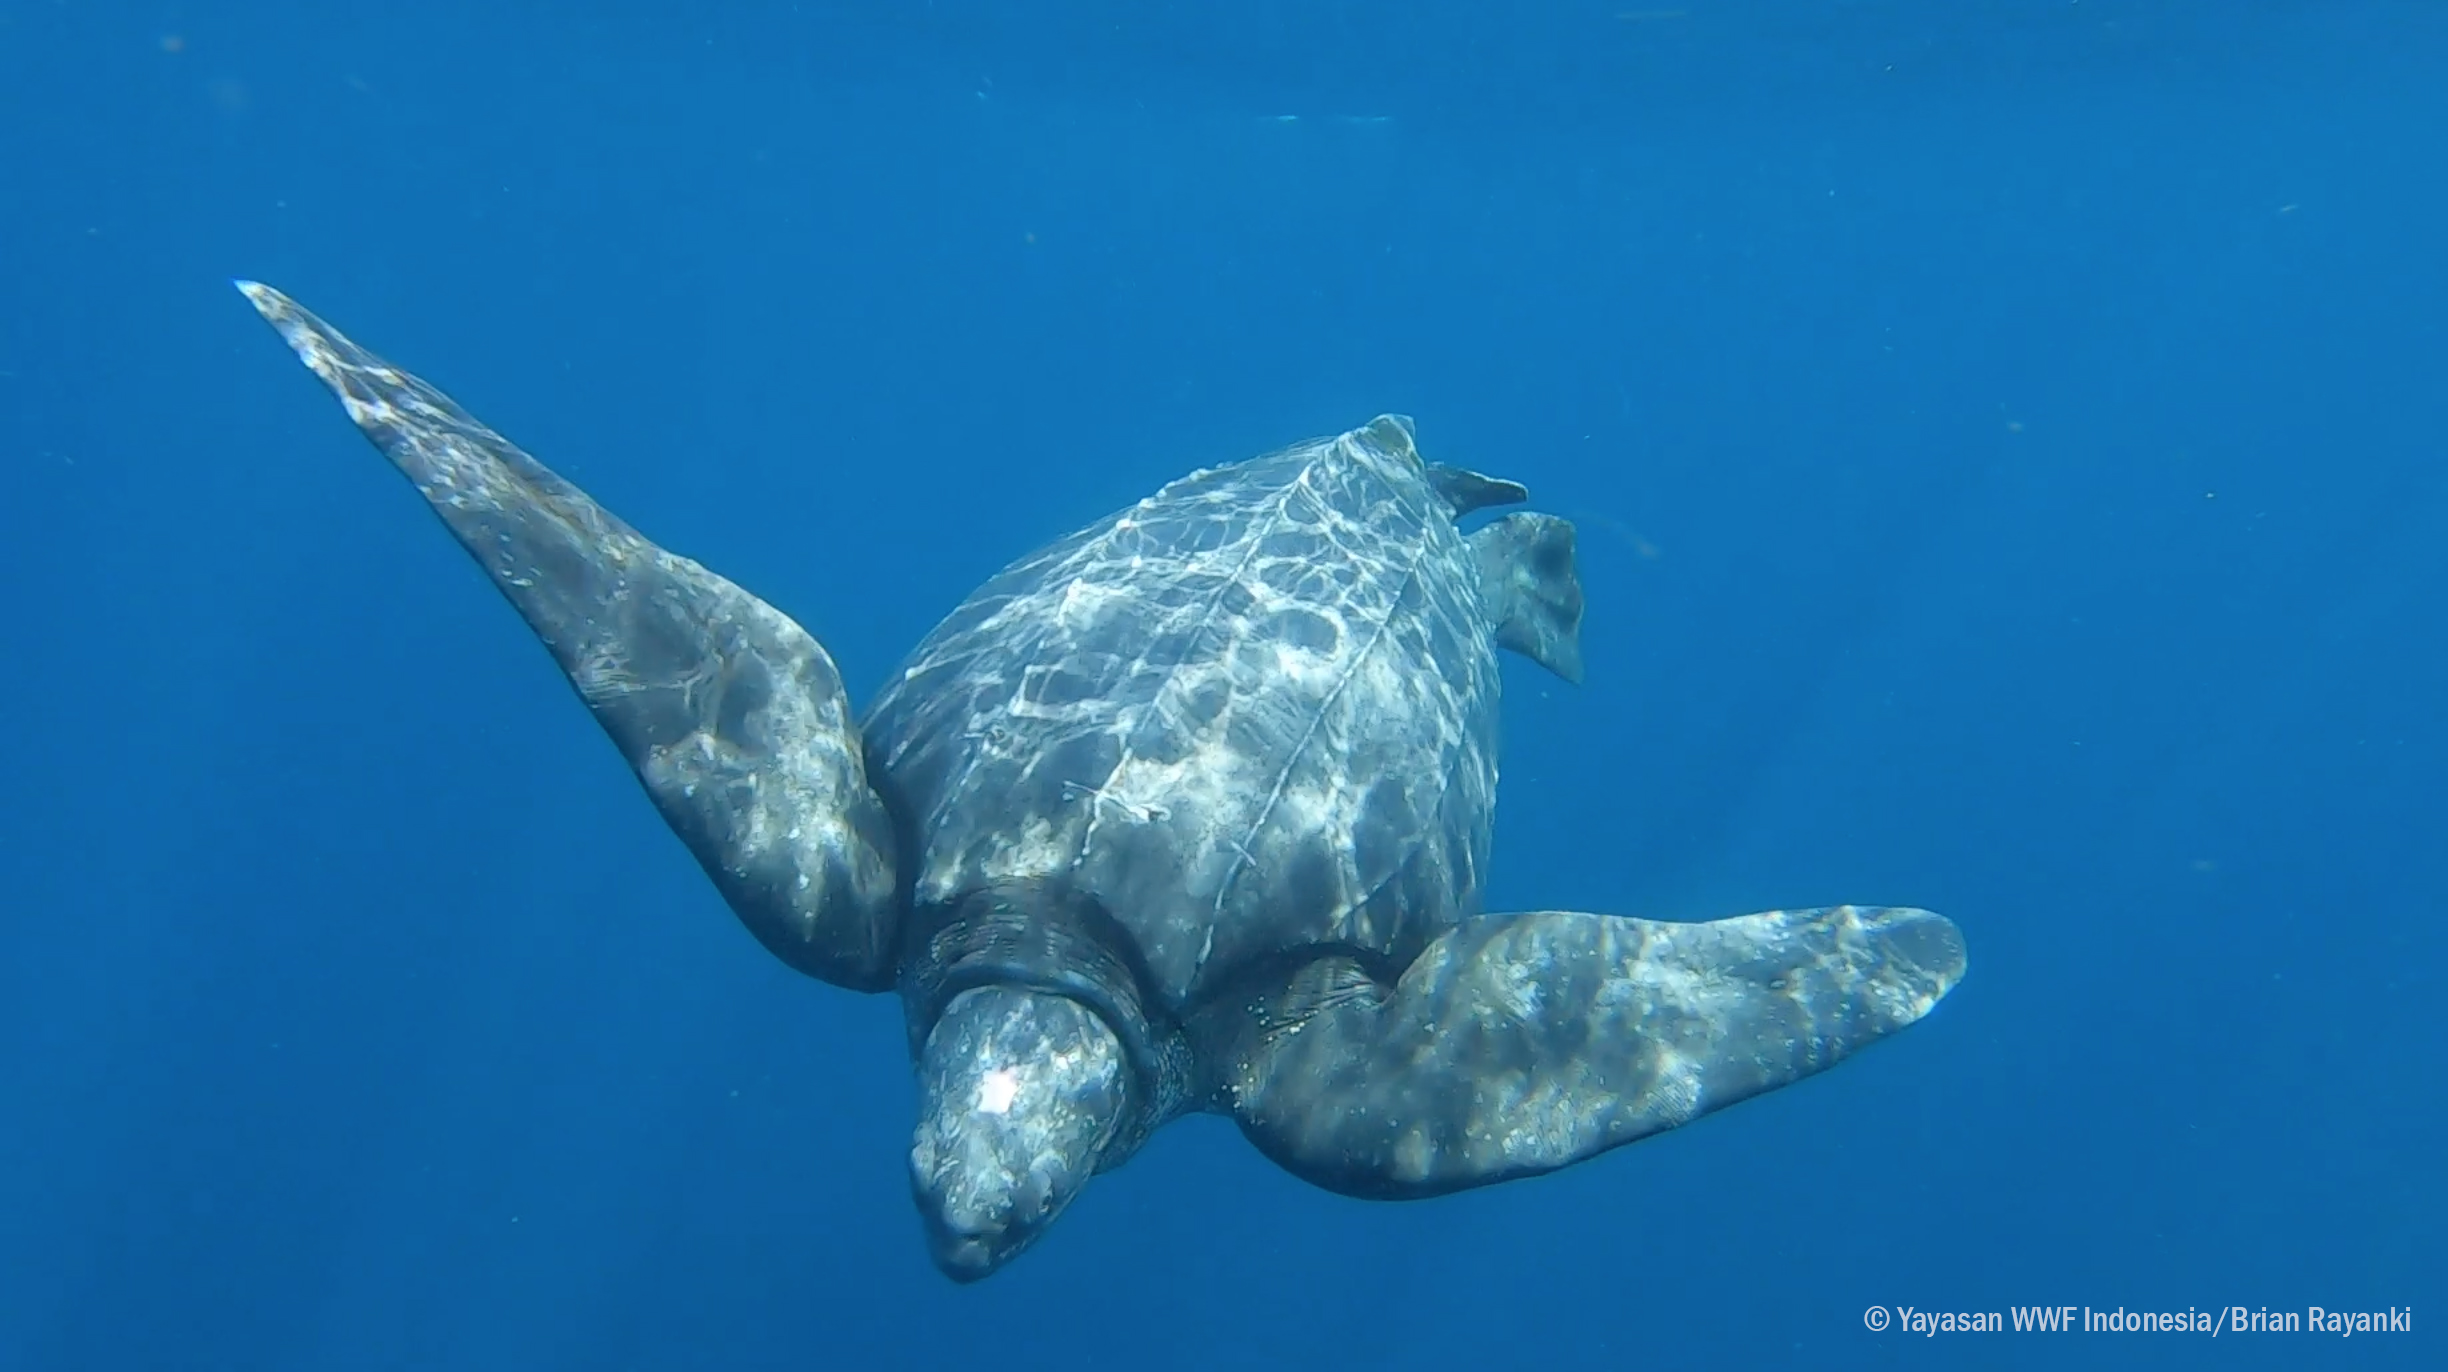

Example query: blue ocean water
[2,1,2439,1366]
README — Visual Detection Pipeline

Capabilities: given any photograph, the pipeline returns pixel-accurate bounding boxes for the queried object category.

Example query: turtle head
[909,985,1127,1281]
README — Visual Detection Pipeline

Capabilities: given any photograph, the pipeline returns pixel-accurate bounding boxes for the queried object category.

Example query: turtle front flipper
[240,282,900,990]
[1210,905,1964,1198]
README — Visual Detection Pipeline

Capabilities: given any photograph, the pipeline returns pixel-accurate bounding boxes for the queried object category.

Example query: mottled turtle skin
[241,282,1966,1282]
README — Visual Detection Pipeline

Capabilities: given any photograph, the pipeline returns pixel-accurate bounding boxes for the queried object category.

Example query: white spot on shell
[975,1067,1020,1115]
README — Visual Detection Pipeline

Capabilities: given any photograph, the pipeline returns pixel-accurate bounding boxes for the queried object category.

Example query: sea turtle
[238,281,1966,1282]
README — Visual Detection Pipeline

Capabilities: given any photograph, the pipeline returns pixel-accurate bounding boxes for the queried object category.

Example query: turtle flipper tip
[232,279,329,360]
[234,278,281,312]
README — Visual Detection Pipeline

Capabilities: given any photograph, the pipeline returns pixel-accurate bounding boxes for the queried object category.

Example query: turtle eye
[1017,1170,1056,1220]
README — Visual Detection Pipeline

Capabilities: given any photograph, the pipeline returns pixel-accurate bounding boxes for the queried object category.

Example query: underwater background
[1,2,2439,1367]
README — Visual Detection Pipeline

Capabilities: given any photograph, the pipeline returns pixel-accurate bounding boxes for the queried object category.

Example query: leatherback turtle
[239,282,1965,1282]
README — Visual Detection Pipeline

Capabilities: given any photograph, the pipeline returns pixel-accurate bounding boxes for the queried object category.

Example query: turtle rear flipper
[1213,904,1964,1199]
[1469,511,1584,684]
[240,282,900,991]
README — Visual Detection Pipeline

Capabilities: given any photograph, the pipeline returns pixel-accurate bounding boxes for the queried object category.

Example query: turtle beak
[914,1123,1074,1284]
[921,1221,1007,1284]
[908,986,1126,1282]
